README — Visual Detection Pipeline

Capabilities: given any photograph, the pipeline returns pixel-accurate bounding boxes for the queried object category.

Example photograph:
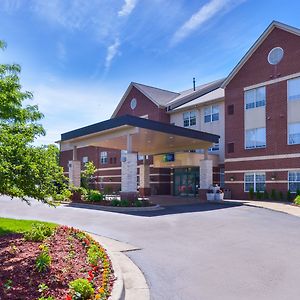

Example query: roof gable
[111,82,178,118]
[222,21,300,88]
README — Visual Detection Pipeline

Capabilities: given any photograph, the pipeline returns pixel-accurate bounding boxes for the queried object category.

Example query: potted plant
[206,189,215,201]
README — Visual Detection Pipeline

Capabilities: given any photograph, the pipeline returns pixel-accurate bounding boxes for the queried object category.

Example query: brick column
[69,160,81,187]
[198,158,213,202]
[139,164,151,197]
[120,153,138,200]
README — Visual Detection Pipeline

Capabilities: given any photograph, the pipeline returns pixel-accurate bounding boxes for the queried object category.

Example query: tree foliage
[81,161,96,190]
[0,41,67,203]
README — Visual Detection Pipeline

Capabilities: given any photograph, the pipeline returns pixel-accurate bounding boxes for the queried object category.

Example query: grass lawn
[0,217,57,236]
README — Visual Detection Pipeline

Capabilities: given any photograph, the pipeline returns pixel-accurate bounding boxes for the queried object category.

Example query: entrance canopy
[60,115,219,155]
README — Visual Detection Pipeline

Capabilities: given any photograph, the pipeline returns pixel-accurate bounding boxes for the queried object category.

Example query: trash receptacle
[224,189,231,199]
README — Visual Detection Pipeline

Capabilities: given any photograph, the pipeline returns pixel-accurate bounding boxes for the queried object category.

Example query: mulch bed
[0,227,114,299]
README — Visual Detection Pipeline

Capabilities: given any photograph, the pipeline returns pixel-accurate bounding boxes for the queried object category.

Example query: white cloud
[118,0,138,17]
[171,0,243,45]
[105,38,121,70]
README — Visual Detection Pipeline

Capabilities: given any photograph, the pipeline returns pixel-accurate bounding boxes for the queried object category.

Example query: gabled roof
[222,20,300,88]
[170,88,224,112]
[111,82,179,118]
[166,78,225,111]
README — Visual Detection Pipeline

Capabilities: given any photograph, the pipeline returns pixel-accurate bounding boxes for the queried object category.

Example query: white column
[199,159,213,189]
[69,160,81,187]
[140,164,150,189]
[121,153,137,192]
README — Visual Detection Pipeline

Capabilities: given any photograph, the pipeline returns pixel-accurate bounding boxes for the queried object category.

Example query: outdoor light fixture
[271,173,276,181]
[230,176,235,181]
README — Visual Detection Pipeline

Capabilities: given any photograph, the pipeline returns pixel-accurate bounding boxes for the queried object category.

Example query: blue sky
[1,0,300,144]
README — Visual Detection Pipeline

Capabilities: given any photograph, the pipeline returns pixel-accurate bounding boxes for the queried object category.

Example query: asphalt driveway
[1,196,300,300]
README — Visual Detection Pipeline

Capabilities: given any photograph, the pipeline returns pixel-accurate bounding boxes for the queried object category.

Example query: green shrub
[24,223,54,242]
[263,190,269,200]
[255,191,262,200]
[297,189,300,196]
[69,278,94,300]
[134,200,142,207]
[38,297,55,300]
[249,187,254,200]
[87,244,103,266]
[88,190,103,202]
[110,199,120,207]
[271,189,277,201]
[54,189,73,201]
[120,199,130,207]
[294,195,300,205]
[36,245,51,272]
[279,191,284,201]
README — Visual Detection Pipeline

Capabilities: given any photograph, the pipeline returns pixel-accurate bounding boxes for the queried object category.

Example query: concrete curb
[88,233,150,300]
[64,202,162,212]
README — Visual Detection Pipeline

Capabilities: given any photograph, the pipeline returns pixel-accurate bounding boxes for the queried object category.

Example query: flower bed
[0,224,114,299]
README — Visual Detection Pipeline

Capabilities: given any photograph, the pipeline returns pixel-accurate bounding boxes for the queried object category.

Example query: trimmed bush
[69,278,94,300]
[294,195,300,205]
[88,190,103,202]
[271,189,277,201]
[110,199,120,207]
[263,190,269,200]
[249,187,254,200]
[24,223,54,242]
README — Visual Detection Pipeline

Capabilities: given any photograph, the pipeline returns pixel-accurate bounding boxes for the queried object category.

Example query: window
[245,87,266,109]
[204,105,219,123]
[227,104,234,115]
[183,111,196,127]
[245,127,266,149]
[227,142,234,153]
[288,77,300,101]
[208,143,219,152]
[288,122,300,145]
[288,171,300,192]
[82,156,88,163]
[100,151,107,164]
[244,173,265,192]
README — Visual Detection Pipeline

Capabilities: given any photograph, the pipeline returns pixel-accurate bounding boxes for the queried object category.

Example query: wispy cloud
[171,0,244,45]
[118,0,138,17]
[105,38,121,70]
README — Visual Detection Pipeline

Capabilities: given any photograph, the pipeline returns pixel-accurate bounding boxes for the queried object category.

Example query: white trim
[225,153,300,163]
[225,168,300,173]
[225,180,288,184]
[244,71,300,91]
[222,21,300,88]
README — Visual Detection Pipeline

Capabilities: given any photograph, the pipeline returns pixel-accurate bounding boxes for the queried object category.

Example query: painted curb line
[88,233,150,300]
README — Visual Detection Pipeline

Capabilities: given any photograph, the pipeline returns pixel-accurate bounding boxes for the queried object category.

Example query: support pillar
[120,150,138,201]
[139,163,151,197]
[69,146,81,187]
[198,152,213,202]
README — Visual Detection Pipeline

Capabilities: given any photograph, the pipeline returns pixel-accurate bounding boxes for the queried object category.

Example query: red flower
[66,295,72,300]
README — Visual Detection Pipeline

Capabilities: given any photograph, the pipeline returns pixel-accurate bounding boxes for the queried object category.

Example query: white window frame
[82,156,88,163]
[244,172,266,192]
[100,151,108,164]
[204,105,219,123]
[245,127,266,149]
[288,171,300,193]
[288,122,300,145]
[183,111,196,127]
[244,86,266,110]
[287,77,300,101]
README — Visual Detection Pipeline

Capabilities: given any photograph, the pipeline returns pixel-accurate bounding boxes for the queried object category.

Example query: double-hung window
[288,77,300,101]
[82,156,88,163]
[245,87,266,109]
[288,122,300,145]
[183,111,196,127]
[244,173,266,192]
[100,151,108,164]
[288,171,300,192]
[245,127,266,149]
[204,105,219,123]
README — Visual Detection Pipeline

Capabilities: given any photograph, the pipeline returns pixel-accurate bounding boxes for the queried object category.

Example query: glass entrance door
[174,168,199,197]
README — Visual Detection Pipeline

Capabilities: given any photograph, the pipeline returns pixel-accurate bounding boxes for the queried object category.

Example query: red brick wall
[225,27,300,199]
[115,86,170,123]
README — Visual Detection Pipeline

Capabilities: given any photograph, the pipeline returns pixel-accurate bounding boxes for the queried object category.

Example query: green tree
[81,161,96,190]
[0,41,67,203]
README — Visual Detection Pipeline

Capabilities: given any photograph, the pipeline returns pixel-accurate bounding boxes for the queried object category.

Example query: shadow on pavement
[66,201,243,217]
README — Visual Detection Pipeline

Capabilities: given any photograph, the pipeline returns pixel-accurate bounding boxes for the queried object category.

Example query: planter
[215,193,224,201]
[206,193,215,201]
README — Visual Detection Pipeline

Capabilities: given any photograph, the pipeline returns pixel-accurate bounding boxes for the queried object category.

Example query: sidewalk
[226,199,300,218]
